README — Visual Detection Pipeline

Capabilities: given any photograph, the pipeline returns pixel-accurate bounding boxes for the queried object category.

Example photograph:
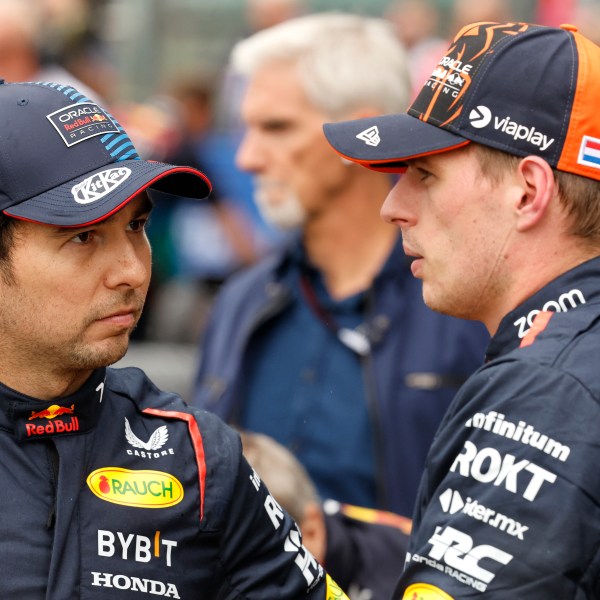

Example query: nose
[235,129,265,174]
[380,176,417,228]
[104,235,150,291]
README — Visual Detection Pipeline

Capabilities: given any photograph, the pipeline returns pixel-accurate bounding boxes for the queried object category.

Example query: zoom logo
[469,105,492,129]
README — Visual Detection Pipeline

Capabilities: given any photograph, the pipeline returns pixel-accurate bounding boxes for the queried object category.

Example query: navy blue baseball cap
[0,80,211,226]
[324,22,600,182]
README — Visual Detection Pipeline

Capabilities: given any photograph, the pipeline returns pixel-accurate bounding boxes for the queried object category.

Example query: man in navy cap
[325,21,600,598]
[0,80,346,599]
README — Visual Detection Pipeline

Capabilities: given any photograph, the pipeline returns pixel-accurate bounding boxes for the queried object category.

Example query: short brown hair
[474,144,600,243]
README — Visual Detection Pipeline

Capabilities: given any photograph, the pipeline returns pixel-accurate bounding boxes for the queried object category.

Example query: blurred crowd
[4,0,597,345]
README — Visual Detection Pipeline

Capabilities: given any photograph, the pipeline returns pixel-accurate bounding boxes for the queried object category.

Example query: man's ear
[514,155,558,232]
[299,501,327,564]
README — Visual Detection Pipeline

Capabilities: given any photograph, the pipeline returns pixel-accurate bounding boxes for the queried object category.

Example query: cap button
[560,23,578,32]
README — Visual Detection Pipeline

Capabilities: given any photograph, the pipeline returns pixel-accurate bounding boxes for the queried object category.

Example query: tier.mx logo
[439,488,529,540]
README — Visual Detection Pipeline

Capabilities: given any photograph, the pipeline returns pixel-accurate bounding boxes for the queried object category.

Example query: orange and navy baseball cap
[0,80,211,226]
[323,22,600,181]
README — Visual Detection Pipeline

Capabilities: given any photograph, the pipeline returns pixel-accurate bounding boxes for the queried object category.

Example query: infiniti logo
[469,105,492,129]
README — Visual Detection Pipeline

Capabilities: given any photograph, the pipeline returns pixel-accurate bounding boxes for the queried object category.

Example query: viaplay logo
[468,104,555,151]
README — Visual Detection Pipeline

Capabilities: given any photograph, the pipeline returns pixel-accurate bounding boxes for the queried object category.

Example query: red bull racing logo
[25,404,79,437]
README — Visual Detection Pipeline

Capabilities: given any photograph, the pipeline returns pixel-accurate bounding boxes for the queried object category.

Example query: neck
[0,359,93,401]
[485,238,600,335]
[302,170,397,299]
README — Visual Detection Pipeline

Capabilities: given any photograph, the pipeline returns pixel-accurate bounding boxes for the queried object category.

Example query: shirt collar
[0,368,106,441]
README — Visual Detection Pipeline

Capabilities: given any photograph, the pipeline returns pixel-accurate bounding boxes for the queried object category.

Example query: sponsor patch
[47,102,119,147]
[71,167,132,204]
[439,488,529,540]
[87,467,184,508]
[578,136,600,169]
[403,582,454,599]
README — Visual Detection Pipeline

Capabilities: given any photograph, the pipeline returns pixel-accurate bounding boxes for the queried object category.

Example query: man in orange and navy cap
[325,21,600,598]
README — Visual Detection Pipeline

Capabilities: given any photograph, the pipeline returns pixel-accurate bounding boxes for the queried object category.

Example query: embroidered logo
[46,102,119,146]
[356,125,380,147]
[124,417,168,451]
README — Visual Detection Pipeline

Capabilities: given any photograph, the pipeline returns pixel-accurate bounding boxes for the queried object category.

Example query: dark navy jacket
[192,238,489,516]
[323,501,411,600]
[0,366,346,599]
[396,256,600,598]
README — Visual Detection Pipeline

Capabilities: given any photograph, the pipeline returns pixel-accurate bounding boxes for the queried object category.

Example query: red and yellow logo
[87,467,184,508]
[403,583,455,600]
[29,404,75,420]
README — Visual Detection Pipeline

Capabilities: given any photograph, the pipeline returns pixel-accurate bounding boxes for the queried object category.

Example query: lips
[402,243,423,260]
[95,305,141,328]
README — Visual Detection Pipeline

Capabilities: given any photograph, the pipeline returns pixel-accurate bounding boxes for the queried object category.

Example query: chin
[71,336,131,369]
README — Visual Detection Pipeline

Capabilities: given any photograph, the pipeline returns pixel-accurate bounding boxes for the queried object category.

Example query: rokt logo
[356,125,380,147]
[469,105,492,129]
[450,440,556,501]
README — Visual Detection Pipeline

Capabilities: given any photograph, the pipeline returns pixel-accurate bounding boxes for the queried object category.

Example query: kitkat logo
[87,467,184,508]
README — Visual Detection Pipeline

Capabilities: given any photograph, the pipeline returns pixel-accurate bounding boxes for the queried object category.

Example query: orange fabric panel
[557,32,600,180]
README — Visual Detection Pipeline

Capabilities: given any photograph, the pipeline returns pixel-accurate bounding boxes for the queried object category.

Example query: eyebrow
[52,193,154,235]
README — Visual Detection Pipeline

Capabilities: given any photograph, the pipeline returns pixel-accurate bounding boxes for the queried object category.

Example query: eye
[416,167,432,182]
[71,230,94,244]
[128,217,148,233]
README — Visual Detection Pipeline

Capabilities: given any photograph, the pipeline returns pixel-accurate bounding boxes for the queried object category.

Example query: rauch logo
[87,467,184,508]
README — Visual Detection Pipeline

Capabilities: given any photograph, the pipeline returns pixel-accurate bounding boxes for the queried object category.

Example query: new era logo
[356,125,380,147]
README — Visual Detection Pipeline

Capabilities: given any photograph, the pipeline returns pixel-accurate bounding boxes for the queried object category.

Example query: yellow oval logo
[87,467,184,508]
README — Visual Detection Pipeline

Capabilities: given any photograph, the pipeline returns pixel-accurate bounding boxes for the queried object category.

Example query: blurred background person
[117,77,260,343]
[385,0,449,98]
[192,12,489,518]
[240,430,411,600]
[0,0,105,103]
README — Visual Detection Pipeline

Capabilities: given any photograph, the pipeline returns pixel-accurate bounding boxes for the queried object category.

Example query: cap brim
[323,113,470,172]
[4,159,212,226]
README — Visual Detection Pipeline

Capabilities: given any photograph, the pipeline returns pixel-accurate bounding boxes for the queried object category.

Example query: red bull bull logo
[29,404,75,420]
[25,404,79,437]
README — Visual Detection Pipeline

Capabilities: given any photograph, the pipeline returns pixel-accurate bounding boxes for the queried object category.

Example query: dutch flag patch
[578,135,600,168]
